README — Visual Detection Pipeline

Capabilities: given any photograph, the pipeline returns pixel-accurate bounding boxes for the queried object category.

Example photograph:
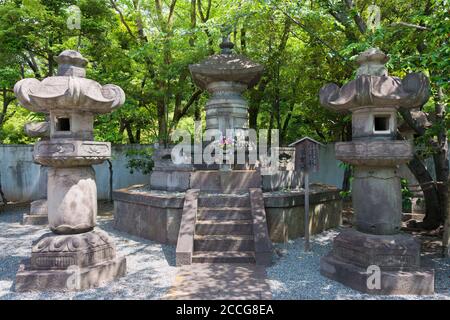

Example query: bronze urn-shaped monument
[319,48,434,295]
[14,50,126,291]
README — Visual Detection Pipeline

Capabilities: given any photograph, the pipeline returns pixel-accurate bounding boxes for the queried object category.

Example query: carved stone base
[320,228,434,295]
[15,230,126,292]
[23,200,48,226]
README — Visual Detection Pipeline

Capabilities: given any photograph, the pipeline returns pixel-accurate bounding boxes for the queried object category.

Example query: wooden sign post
[289,137,323,252]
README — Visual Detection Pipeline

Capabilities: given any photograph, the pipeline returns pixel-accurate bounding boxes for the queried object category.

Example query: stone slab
[23,200,48,225]
[249,188,273,266]
[320,254,434,295]
[33,140,111,167]
[15,256,126,292]
[266,199,342,242]
[150,170,191,191]
[114,200,171,243]
[190,170,261,193]
[334,140,413,166]
[330,229,421,271]
[22,214,48,225]
[176,189,199,266]
[164,263,272,300]
[113,186,185,208]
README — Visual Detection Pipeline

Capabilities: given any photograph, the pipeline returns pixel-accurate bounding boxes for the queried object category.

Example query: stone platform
[164,263,271,300]
[319,228,434,295]
[113,183,342,244]
[15,230,126,292]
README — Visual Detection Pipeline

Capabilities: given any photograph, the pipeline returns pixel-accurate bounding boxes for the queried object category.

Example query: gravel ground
[0,205,178,300]
[267,228,450,300]
[1,205,449,300]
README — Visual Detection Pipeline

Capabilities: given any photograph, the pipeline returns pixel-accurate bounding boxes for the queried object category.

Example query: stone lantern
[319,48,434,294]
[14,50,126,291]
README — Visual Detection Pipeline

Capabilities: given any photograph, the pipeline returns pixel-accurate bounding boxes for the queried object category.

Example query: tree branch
[110,0,136,39]
[390,22,430,31]
[172,89,203,125]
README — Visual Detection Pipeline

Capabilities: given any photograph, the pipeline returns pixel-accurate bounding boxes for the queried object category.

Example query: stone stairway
[176,189,273,266]
[193,193,255,263]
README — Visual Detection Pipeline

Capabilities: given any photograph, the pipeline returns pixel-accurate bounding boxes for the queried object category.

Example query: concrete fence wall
[0,144,150,202]
[2,142,446,203]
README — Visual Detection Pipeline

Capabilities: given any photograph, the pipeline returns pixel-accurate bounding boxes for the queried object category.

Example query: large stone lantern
[319,48,434,294]
[14,50,126,291]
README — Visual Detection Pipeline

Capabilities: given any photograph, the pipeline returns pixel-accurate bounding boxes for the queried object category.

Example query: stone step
[194,235,255,252]
[192,251,256,263]
[197,207,252,221]
[198,194,250,207]
[195,220,253,236]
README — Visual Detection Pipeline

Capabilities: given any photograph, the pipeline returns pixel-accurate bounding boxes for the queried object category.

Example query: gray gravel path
[267,229,450,300]
[0,206,178,300]
[1,206,449,300]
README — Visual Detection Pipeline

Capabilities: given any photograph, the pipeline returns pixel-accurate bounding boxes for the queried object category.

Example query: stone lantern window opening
[55,116,71,132]
[373,114,392,134]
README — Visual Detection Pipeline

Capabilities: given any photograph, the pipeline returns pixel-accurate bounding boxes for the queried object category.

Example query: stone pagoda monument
[319,48,434,294]
[14,50,126,291]
[113,38,343,264]
[189,36,263,140]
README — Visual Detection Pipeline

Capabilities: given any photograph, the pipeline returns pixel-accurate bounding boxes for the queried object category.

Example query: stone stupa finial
[54,50,88,77]
[355,48,389,77]
[219,35,234,55]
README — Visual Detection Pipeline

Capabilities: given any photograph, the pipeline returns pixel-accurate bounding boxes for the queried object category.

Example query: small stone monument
[14,50,126,291]
[22,120,50,225]
[319,48,434,294]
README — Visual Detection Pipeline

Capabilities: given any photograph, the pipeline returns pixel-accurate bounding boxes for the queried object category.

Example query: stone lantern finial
[54,50,88,77]
[355,48,389,77]
[219,35,234,55]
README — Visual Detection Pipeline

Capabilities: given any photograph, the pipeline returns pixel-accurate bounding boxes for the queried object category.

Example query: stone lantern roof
[14,50,125,114]
[319,48,430,112]
[189,37,264,90]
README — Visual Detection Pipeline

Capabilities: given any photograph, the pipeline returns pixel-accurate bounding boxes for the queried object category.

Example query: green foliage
[125,147,154,175]
[401,178,413,213]
[0,0,447,151]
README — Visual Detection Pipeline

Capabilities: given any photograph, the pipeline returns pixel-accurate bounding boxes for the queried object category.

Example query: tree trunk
[156,98,167,145]
[125,122,135,144]
[0,172,7,205]
[408,154,442,229]
[433,88,449,235]
[443,178,450,256]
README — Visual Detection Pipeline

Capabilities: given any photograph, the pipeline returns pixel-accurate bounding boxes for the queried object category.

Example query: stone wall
[113,186,185,244]
[0,144,149,202]
[264,185,342,242]
[3,142,446,203]
[113,184,342,244]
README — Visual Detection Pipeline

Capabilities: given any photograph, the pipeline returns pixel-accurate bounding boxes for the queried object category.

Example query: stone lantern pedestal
[13,50,126,291]
[319,48,434,295]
